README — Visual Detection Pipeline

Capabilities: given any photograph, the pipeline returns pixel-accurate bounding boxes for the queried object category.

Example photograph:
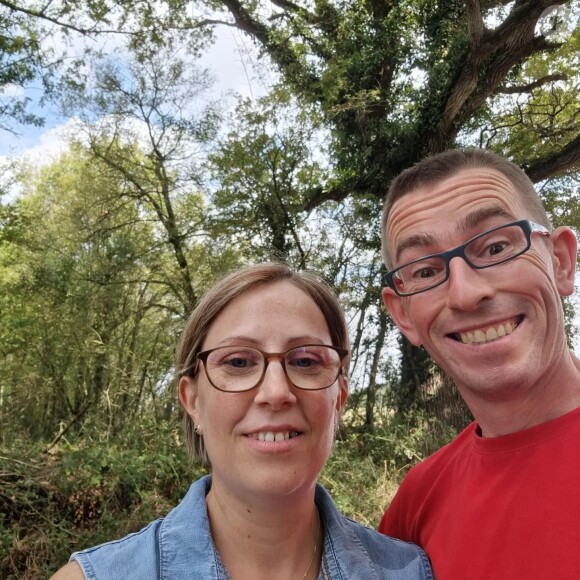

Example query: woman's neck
[206,479,323,580]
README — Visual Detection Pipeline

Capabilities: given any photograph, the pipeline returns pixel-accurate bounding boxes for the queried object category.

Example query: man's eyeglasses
[384,220,551,297]
[196,345,348,392]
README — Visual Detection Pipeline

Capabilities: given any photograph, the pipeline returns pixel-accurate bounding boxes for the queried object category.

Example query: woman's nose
[253,359,297,408]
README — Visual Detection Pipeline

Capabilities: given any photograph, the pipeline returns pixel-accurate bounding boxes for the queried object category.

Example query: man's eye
[407,263,442,279]
[417,268,436,279]
[486,242,507,256]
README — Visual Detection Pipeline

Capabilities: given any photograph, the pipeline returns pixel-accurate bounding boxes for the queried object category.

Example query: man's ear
[179,376,201,425]
[382,287,422,346]
[550,226,577,297]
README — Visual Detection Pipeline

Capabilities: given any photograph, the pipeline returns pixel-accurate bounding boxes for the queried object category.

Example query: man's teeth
[253,431,298,442]
[459,321,517,344]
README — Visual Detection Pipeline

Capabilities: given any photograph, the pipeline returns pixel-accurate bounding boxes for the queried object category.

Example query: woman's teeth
[252,431,299,442]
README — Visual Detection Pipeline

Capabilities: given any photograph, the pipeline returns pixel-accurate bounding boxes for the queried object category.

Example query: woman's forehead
[204,280,331,347]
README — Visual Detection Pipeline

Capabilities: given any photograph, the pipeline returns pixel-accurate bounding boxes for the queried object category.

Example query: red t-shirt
[379,405,580,580]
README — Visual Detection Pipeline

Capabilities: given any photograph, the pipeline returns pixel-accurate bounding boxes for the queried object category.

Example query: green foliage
[0,407,457,577]
[0,132,245,442]
[0,417,207,577]
[322,410,457,528]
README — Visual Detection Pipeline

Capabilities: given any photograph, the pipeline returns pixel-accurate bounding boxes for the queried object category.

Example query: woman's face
[179,280,348,503]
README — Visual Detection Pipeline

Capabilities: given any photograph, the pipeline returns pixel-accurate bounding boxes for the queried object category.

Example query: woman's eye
[291,357,318,368]
[224,357,251,368]
[215,351,260,368]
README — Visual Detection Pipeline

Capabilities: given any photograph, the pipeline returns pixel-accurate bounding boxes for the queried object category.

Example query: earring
[194,425,202,435]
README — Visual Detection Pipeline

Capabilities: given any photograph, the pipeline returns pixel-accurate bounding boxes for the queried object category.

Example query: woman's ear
[179,376,201,426]
[382,287,422,346]
[336,376,349,413]
[550,226,577,297]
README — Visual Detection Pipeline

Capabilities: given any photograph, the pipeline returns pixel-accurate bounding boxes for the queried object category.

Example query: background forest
[1,0,580,577]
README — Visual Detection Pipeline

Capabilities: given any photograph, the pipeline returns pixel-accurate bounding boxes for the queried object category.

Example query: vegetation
[1,0,580,577]
[1,413,456,579]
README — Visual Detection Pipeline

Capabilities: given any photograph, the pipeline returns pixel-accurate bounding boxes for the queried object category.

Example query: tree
[1,146,166,438]
[198,0,580,409]
[61,47,226,314]
[205,0,580,195]
[0,0,212,131]
[209,90,326,264]
[0,127,245,440]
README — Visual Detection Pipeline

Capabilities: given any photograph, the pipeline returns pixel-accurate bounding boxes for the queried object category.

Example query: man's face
[382,168,576,405]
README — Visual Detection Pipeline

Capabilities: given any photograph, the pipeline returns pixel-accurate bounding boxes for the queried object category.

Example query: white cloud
[0,84,25,98]
[14,118,78,165]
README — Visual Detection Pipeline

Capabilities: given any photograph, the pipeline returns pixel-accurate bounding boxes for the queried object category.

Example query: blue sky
[0,27,268,162]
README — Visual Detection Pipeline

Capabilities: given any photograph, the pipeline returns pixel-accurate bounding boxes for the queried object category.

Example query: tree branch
[425,0,568,153]
[220,0,323,101]
[0,0,119,36]
[525,134,580,183]
[268,0,318,23]
[45,400,91,453]
[499,73,568,94]
[466,0,484,49]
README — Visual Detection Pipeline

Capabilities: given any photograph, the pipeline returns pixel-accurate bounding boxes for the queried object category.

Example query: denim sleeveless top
[71,475,432,579]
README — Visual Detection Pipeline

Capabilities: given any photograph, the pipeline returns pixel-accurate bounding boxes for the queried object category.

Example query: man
[379,148,580,579]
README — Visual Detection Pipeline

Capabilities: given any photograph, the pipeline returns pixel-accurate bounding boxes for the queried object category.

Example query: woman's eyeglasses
[195,345,348,392]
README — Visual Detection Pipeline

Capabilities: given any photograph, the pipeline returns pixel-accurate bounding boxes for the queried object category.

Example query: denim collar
[158,475,383,580]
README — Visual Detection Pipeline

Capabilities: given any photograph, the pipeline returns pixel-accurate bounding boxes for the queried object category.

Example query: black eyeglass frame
[195,344,349,393]
[384,219,551,297]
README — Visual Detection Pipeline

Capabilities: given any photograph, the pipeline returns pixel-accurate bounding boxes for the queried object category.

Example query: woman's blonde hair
[175,262,350,464]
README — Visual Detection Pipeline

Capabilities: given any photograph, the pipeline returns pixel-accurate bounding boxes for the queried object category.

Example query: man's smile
[449,316,523,345]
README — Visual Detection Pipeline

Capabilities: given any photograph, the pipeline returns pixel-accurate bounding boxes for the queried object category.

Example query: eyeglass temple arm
[530,221,550,236]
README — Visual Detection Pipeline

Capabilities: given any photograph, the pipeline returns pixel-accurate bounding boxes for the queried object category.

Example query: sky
[0,26,268,163]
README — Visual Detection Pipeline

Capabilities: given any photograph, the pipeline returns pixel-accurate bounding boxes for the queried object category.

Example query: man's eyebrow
[457,206,516,233]
[393,206,516,265]
[394,232,438,264]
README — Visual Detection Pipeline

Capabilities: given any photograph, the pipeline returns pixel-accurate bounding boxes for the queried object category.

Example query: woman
[52,263,431,579]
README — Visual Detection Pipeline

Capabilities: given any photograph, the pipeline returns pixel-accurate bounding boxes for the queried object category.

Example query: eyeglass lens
[203,345,342,391]
[394,222,529,295]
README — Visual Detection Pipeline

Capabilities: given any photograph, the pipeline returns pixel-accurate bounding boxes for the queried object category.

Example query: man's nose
[445,257,496,311]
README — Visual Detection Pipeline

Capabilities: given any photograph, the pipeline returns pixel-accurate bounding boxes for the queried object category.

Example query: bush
[0,422,207,579]
[322,410,457,528]
[1,411,458,577]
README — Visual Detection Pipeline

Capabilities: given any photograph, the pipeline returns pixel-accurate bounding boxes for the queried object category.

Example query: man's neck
[459,351,580,438]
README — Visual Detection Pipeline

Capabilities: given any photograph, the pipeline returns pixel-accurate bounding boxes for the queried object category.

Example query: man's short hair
[381,148,551,267]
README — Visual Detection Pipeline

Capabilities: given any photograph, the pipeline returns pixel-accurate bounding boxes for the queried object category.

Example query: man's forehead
[386,169,525,264]
[392,206,517,263]
[389,169,519,219]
